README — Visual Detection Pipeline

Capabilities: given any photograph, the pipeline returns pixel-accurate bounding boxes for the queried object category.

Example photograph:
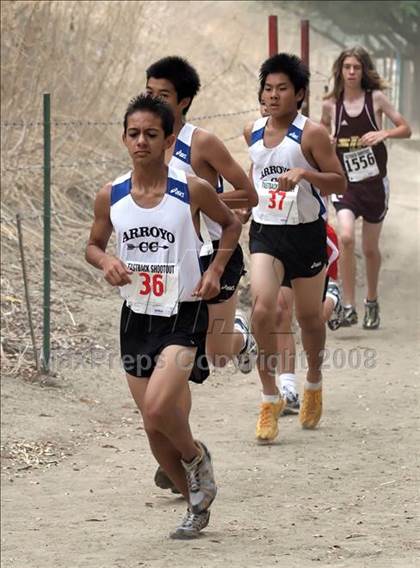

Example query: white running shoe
[233,311,257,374]
[326,282,344,331]
[181,441,217,514]
[281,384,300,415]
[170,508,210,539]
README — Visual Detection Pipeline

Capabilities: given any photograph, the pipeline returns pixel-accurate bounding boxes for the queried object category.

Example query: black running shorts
[249,218,328,280]
[282,272,329,302]
[200,241,245,304]
[120,301,209,383]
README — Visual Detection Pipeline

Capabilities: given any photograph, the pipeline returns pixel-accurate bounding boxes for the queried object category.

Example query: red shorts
[326,223,339,281]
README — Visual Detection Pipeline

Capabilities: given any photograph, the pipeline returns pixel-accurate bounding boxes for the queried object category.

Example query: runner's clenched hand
[193,268,221,300]
[236,208,252,224]
[102,256,132,286]
[360,130,388,147]
[277,168,305,191]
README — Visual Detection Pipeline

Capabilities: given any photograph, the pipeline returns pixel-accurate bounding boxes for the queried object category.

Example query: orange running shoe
[299,387,322,429]
[255,398,286,442]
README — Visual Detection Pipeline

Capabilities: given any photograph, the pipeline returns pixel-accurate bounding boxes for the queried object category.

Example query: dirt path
[1,142,419,568]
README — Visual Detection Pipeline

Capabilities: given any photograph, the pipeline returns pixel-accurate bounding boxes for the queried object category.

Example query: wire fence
[1,100,267,376]
[1,74,335,377]
[0,107,258,176]
[0,107,260,130]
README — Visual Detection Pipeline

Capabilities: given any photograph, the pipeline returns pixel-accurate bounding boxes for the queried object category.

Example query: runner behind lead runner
[85,95,241,539]
[145,56,258,496]
[244,53,346,442]
[145,56,258,372]
[321,46,411,329]
[240,91,344,415]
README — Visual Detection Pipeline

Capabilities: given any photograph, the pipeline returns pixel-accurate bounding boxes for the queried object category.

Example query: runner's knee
[251,302,277,331]
[296,312,323,332]
[143,401,171,433]
[277,305,293,328]
[340,233,355,249]
[362,242,380,259]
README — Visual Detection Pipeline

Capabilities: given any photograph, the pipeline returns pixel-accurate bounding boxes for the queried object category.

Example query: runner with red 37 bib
[244,53,346,441]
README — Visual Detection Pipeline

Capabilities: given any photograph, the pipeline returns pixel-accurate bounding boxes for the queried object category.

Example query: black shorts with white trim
[200,241,245,304]
[120,300,209,383]
[249,217,328,280]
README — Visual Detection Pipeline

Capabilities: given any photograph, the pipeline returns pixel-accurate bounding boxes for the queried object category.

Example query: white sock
[276,372,297,392]
[304,380,322,391]
[261,392,280,403]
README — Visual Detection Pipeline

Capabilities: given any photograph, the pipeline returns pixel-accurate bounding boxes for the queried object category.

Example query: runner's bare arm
[243,122,253,146]
[320,100,333,133]
[278,123,346,196]
[321,99,338,146]
[237,163,254,223]
[189,176,241,299]
[194,129,258,209]
[85,184,132,286]
[236,124,255,223]
[360,91,412,146]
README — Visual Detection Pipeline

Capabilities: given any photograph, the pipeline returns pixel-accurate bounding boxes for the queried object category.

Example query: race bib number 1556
[343,147,379,183]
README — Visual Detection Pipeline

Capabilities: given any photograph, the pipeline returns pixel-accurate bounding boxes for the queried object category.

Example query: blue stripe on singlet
[251,126,265,145]
[167,174,190,204]
[311,184,326,218]
[286,123,303,144]
[173,139,191,165]
[111,176,131,205]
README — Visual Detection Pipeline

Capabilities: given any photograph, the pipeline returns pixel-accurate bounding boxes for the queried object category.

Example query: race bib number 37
[120,262,179,317]
[343,147,379,183]
[258,181,299,225]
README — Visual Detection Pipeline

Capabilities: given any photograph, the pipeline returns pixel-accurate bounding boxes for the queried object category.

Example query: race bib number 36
[120,262,179,317]
[343,147,379,183]
[258,181,299,225]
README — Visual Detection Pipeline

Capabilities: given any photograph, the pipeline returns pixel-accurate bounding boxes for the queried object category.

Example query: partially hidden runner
[274,221,344,415]
[145,55,259,493]
[145,56,258,369]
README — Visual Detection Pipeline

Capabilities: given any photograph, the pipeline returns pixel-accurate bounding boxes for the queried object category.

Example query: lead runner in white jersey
[243,53,346,442]
[85,95,241,539]
[145,56,258,374]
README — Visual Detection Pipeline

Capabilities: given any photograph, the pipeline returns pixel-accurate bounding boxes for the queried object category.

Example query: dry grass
[1,1,335,378]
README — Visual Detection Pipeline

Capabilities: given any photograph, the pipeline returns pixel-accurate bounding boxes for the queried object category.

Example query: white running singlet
[249,113,326,225]
[169,122,223,241]
[110,166,203,317]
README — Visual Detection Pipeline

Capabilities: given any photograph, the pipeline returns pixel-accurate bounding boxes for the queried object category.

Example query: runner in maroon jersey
[321,46,411,329]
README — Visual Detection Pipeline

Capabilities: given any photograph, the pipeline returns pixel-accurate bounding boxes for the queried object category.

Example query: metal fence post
[301,19,310,117]
[268,15,278,56]
[43,93,51,373]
